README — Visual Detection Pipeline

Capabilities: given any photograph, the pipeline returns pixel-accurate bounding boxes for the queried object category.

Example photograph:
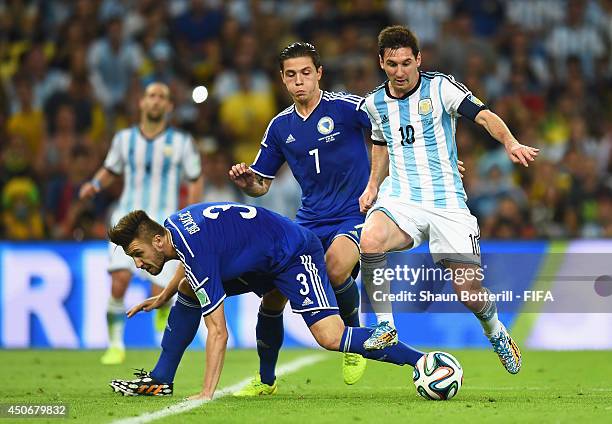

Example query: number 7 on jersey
[308,148,321,174]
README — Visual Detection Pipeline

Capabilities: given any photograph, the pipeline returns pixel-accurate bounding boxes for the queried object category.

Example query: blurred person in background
[87,16,143,111]
[79,82,203,365]
[1,175,45,240]
[6,74,45,158]
[201,148,245,204]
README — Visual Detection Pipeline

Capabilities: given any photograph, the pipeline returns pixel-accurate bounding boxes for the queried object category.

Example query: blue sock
[340,327,423,366]
[333,277,361,327]
[256,307,284,385]
[150,293,201,383]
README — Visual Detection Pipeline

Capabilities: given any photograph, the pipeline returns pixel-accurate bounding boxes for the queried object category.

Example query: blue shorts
[223,235,339,327]
[299,216,363,252]
[274,232,339,324]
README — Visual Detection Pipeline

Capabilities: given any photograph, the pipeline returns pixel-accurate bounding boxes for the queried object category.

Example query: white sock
[480,312,502,337]
[376,313,395,326]
[107,297,126,349]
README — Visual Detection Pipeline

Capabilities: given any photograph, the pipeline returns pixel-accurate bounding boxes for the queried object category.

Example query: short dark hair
[278,42,322,71]
[108,210,165,250]
[378,25,420,59]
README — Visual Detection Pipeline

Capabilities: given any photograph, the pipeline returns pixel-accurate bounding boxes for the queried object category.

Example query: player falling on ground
[79,82,203,365]
[358,26,539,374]
[107,202,425,399]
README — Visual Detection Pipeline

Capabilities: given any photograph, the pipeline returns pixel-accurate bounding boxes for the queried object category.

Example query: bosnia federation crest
[418,98,433,115]
[317,116,334,135]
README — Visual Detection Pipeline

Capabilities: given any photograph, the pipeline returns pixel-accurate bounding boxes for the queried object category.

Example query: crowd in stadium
[0,0,610,241]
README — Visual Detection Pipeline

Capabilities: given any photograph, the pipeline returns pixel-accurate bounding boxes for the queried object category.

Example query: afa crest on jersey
[418,98,433,115]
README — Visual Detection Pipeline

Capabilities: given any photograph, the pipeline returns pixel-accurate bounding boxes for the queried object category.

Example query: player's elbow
[475,109,497,128]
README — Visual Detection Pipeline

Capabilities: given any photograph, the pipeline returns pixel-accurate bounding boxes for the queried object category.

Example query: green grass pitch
[1,349,610,423]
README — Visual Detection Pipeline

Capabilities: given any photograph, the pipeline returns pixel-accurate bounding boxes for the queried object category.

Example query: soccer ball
[413,351,463,400]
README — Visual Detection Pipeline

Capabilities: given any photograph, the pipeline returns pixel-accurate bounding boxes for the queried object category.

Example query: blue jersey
[250,91,371,224]
[164,202,319,315]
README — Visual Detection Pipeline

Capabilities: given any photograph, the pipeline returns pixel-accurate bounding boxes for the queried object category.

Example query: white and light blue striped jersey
[361,71,482,209]
[104,126,201,225]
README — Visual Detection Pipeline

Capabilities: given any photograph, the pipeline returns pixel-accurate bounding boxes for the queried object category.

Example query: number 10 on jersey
[309,148,321,174]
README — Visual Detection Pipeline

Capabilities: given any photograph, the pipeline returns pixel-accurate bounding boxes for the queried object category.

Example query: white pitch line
[110,353,327,424]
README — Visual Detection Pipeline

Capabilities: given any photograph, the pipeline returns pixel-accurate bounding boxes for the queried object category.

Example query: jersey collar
[138,124,168,141]
[294,89,323,121]
[384,73,421,100]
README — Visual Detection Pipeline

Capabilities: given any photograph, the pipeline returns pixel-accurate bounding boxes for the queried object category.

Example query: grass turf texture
[0,349,610,423]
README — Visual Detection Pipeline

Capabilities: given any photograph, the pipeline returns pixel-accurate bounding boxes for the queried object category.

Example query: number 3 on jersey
[308,148,320,174]
[296,273,310,295]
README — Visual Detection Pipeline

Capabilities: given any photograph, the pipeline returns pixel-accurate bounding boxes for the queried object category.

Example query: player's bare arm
[126,264,186,318]
[359,144,389,213]
[189,303,228,400]
[229,162,273,197]
[186,174,204,206]
[79,167,117,200]
[474,109,539,167]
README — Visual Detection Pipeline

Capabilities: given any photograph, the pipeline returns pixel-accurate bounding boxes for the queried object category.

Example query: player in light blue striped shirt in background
[79,82,203,365]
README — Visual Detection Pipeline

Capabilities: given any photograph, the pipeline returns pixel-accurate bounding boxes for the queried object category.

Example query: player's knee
[310,316,344,351]
[359,229,386,253]
[325,259,351,286]
[315,331,342,351]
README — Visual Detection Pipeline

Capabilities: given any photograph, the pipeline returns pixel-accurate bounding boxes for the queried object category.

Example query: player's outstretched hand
[505,141,539,167]
[126,295,166,318]
[458,160,465,178]
[229,163,256,189]
[359,185,378,213]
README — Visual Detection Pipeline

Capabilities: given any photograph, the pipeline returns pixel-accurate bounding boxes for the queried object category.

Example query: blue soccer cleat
[488,323,522,374]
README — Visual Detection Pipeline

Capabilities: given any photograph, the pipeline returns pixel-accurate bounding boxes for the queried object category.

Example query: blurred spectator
[44,145,107,240]
[545,0,606,81]
[505,0,566,33]
[172,0,224,47]
[6,75,45,157]
[212,33,272,102]
[219,69,276,165]
[1,176,45,240]
[387,0,451,45]
[482,196,535,239]
[437,10,496,79]
[202,149,245,203]
[171,0,223,82]
[87,17,143,110]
